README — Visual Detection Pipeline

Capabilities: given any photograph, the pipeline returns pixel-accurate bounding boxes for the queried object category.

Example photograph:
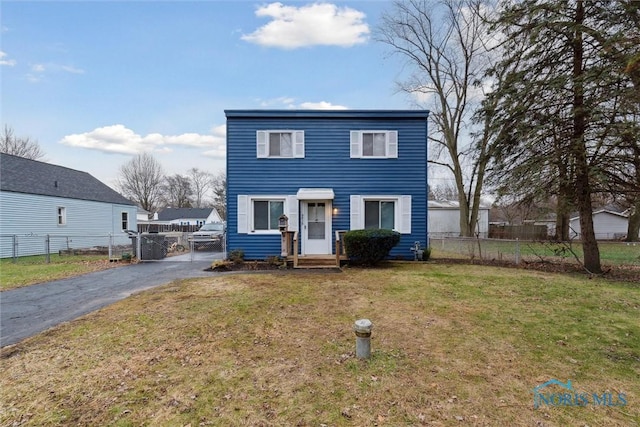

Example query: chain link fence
[0,233,135,263]
[1,231,226,264]
[430,237,640,267]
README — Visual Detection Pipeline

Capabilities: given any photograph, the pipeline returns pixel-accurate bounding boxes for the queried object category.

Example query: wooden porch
[282,230,348,269]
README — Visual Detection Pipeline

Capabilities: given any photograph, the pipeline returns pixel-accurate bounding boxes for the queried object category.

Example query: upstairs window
[257,131,305,158]
[350,130,398,158]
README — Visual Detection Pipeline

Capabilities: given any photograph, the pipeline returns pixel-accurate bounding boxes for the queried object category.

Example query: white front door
[302,201,331,255]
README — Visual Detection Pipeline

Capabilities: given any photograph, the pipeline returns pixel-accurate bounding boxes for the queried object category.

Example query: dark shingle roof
[157,207,213,221]
[0,153,134,205]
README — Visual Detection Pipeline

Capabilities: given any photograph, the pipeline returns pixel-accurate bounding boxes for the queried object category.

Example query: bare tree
[1,125,46,160]
[428,182,459,200]
[115,153,165,214]
[161,174,193,208]
[188,168,213,208]
[377,0,495,237]
[210,172,227,220]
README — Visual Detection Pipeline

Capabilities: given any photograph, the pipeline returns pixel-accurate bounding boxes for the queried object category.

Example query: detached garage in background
[428,200,490,238]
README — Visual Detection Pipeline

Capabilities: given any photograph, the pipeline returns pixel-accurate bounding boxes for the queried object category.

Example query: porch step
[294,256,339,269]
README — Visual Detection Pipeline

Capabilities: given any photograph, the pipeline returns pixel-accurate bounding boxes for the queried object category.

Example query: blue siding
[226,110,429,260]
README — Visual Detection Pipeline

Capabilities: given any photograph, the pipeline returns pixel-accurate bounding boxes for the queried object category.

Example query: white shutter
[387,131,398,158]
[350,195,362,229]
[350,131,361,158]
[257,131,268,158]
[294,131,304,158]
[286,195,299,232]
[399,195,412,234]
[237,195,248,233]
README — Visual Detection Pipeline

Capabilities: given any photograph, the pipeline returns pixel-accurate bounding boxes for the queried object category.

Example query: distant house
[225,109,429,260]
[137,207,152,222]
[0,153,137,258]
[428,200,490,238]
[569,209,635,240]
[155,207,222,226]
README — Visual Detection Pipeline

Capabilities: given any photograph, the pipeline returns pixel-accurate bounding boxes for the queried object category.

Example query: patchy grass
[0,255,127,291]
[436,239,640,266]
[1,263,639,426]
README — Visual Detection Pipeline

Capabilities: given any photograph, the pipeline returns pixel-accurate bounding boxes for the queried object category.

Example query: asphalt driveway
[1,254,222,347]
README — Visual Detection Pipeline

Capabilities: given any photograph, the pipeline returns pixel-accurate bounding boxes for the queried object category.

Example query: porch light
[332,207,338,215]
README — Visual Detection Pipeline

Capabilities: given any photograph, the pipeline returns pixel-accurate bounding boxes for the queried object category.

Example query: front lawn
[1,263,638,426]
[0,255,126,291]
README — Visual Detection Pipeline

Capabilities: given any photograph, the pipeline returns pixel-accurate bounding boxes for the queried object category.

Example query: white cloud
[61,65,85,74]
[257,97,348,109]
[242,2,369,49]
[59,124,226,158]
[0,51,16,66]
[26,63,85,83]
[298,101,347,110]
[259,96,296,107]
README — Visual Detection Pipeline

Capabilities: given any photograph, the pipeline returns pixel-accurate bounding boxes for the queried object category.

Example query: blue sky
[2,1,418,189]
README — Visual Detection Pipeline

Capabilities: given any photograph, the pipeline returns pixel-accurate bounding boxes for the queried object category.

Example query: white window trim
[121,211,129,231]
[257,130,305,159]
[350,195,411,234]
[350,130,398,159]
[57,206,66,226]
[237,195,299,234]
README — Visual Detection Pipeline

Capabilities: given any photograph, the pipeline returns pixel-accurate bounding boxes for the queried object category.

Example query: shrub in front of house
[229,249,245,264]
[344,229,401,266]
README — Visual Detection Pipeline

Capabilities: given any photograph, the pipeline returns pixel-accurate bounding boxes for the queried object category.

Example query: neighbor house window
[350,130,398,158]
[257,131,305,158]
[121,212,128,231]
[350,195,412,234]
[364,200,395,230]
[57,207,66,225]
[253,200,284,231]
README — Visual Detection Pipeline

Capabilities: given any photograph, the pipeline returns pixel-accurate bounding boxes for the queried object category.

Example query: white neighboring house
[428,200,491,238]
[0,153,137,258]
[137,207,151,222]
[569,209,635,240]
[155,207,222,227]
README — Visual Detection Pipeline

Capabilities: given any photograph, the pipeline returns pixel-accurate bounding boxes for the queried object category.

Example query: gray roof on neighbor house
[157,207,213,221]
[0,153,135,205]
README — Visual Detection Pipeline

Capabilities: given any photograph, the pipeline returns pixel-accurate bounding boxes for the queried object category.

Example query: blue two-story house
[225,109,429,263]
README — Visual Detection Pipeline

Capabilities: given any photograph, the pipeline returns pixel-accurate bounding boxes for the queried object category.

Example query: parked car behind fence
[189,222,225,251]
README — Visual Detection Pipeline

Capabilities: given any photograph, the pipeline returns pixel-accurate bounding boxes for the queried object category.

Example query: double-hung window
[350,195,412,234]
[121,212,129,231]
[364,200,396,230]
[57,207,66,226]
[350,130,398,158]
[257,131,305,158]
[253,200,284,231]
[237,195,299,234]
